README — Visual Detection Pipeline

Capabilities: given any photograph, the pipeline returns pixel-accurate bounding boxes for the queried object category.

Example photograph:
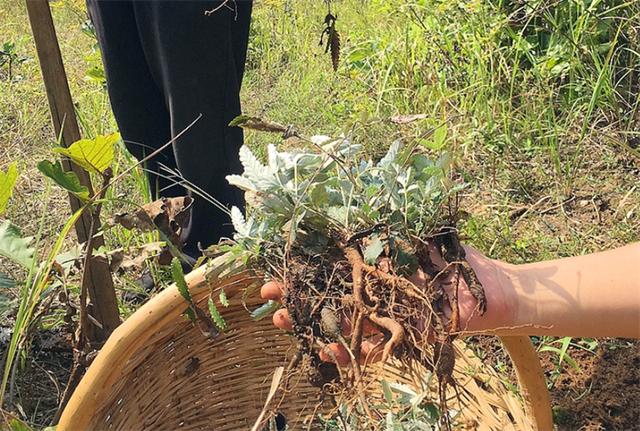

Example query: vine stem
[54,168,112,422]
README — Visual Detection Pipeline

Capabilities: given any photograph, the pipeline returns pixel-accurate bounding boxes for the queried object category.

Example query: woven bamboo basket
[58,257,552,430]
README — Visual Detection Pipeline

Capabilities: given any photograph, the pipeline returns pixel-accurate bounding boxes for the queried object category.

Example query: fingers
[408,267,428,288]
[318,336,385,367]
[319,343,351,367]
[341,315,380,337]
[261,280,386,367]
[261,281,284,300]
[427,242,447,268]
[272,308,292,331]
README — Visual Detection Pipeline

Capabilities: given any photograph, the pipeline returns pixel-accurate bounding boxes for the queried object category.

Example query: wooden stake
[25,0,120,340]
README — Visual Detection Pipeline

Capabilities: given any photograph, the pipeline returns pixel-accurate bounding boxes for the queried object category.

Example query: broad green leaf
[85,66,106,84]
[37,160,90,201]
[250,300,280,321]
[0,220,34,268]
[9,418,32,431]
[377,140,401,168]
[54,132,119,174]
[422,403,440,420]
[364,236,385,265]
[418,124,448,151]
[381,379,393,405]
[171,257,192,304]
[208,296,227,330]
[0,272,16,289]
[433,123,448,149]
[0,162,18,215]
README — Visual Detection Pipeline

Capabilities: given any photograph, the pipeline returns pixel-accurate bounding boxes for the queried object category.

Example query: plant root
[277,225,486,430]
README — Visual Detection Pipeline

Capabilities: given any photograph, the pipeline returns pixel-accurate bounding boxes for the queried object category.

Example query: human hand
[260,245,514,367]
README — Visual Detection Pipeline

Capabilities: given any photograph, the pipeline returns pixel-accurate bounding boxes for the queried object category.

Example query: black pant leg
[86,0,184,199]
[131,1,253,251]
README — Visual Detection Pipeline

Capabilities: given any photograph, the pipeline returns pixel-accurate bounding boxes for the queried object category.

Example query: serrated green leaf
[226,174,256,191]
[0,273,16,289]
[219,289,229,307]
[230,206,247,236]
[364,236,385,265]
[53,132,119,174]
[37,160,90,201]
[0,162,18,215]
[208,297,227,330]
[171,257,192,304]
[239,145,267,181]
[250,300,280,321]
[0,220,34,268]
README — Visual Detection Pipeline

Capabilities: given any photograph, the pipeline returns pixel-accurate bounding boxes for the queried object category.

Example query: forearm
[485,243,640,338]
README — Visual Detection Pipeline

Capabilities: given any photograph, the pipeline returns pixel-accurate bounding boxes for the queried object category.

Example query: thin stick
[93,114,202,199]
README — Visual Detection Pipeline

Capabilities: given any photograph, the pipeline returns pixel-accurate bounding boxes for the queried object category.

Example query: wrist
[461,247,519,333]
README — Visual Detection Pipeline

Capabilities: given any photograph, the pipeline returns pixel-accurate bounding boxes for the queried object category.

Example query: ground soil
[546,340,640,431]
[1,328,73,429]
[471,336,640,431]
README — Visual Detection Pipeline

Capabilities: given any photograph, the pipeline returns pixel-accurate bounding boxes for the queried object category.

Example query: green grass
[0,0,639,428]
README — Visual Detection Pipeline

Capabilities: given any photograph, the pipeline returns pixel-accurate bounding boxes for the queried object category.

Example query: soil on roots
[278,227,486,427]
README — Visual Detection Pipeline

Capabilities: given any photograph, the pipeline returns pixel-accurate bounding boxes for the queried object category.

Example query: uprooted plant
[215,119,488,429]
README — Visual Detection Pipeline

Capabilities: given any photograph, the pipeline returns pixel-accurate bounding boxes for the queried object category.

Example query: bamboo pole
[25,0,120,339]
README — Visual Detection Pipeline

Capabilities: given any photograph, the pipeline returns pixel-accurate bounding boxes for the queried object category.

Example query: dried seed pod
[330,28,340,72]
[433,338,455,383]
[320,307,341,338]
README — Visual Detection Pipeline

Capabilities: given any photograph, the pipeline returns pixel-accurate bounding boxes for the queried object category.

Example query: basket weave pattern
[59,263,541,430]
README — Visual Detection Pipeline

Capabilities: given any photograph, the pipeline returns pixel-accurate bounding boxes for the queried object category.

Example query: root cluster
[278,225,487,428]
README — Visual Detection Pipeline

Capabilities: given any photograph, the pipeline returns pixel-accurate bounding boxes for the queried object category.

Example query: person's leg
[132,1,253,254]
[86,0,184,199]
